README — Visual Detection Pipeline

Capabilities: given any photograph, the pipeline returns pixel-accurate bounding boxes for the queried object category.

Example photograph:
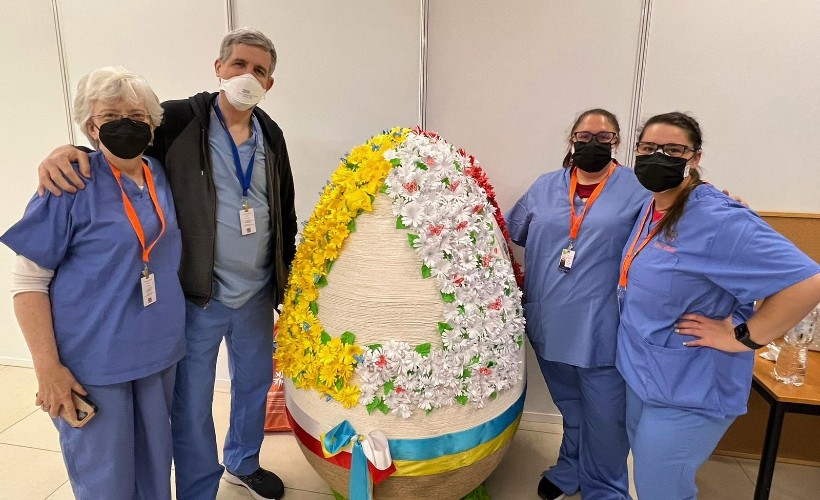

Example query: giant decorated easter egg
[276,128,526,499]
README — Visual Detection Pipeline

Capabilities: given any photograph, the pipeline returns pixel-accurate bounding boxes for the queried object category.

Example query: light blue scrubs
[616,184,820,499]
[507,165,645,499]
[1,151,185,499]
[171,108,275,499]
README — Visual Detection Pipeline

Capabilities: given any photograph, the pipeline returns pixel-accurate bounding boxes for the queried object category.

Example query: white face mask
[219,73,265,111]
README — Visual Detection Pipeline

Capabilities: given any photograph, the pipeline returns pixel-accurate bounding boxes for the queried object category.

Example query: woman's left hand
[676,313,748,352]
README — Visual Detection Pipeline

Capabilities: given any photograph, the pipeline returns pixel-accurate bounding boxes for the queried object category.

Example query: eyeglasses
[572,131,618,144]
[635,142,697,158]
[91,112,149,124]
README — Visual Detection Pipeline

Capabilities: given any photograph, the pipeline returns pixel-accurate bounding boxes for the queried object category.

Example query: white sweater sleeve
[11,255,54,296]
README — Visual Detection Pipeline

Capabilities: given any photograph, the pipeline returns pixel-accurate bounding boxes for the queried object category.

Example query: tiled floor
[2,365,819,499]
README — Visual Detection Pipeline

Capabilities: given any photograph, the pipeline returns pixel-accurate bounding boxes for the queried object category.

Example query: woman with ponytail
[616,112,820,499]
[507,109,646,500]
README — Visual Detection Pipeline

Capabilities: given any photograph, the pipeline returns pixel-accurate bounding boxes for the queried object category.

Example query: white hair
[73,66,163,144]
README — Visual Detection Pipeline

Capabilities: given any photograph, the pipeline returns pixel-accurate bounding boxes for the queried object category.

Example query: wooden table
[751,350,820,499]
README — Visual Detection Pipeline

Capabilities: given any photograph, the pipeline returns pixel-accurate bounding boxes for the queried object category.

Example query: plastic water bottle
[774,306,818,386]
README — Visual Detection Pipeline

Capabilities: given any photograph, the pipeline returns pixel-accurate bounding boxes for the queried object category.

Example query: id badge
[240,207,257,235]
[141,272,157,307]
[558,245,575,273]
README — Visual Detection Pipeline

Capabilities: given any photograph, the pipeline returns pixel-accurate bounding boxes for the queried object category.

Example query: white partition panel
[0,3,70,365]
[641,0,820,212]
[426,0,645,212]
[425,0,645,419]
[56,0,226,147]
[234,0,421,223]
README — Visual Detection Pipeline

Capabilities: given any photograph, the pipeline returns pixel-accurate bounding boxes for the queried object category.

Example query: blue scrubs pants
[172,289,274,500]
[537,356,631,500]
[54,364,176,500]
[625,384,735,500]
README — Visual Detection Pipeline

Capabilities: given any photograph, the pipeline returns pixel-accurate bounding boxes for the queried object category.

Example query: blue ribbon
[213,100,257,197]
[323,421,371,500]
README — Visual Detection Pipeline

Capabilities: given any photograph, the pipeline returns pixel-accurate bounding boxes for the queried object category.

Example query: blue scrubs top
[209,109,273,308]
[616,184,820,417]
[507,165,646,367]
[1,151,185,385]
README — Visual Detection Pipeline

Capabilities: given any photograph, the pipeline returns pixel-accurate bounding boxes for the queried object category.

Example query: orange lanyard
[618,201,661,288]
[109,161,166,270]
[568,162,615,241]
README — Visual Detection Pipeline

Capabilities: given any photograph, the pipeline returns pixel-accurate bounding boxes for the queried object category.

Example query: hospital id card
[558,247,575,273]
[141,272,157,307]
[240,207,257,235]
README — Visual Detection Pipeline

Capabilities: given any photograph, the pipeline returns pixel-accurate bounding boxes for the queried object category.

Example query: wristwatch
[734,323,765,350]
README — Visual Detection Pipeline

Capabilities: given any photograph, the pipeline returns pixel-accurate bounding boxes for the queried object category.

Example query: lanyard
[568,162,615,240]
[109,161,167,272]
[214,100,257,198]
[618,201,661,289]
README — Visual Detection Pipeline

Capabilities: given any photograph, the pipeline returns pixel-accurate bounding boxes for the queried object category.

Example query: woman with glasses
[507,109,646,500]
[1,66,184,499]
[616,111,820,499]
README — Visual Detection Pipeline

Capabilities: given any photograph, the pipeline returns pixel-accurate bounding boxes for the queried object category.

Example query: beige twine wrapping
[290,192,525,496]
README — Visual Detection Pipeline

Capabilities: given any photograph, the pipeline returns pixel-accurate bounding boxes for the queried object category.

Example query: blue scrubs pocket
[641,341,719,412]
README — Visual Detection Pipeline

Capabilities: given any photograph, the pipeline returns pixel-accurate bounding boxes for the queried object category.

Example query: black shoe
[538,476,566,500]
[223,467,285,500]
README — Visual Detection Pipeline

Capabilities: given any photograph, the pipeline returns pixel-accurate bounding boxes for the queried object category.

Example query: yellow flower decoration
[276,128,410,407]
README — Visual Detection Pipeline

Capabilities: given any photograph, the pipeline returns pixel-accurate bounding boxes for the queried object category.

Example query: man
[38,28,297,500]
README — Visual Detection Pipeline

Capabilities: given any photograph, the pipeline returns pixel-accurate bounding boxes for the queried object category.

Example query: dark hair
[562,108,621,168]
[638,111,704,240]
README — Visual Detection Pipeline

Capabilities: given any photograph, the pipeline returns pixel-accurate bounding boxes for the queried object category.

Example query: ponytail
[656,168,703,241]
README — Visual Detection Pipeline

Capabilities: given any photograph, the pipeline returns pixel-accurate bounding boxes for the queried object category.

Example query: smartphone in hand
[60,391,97,428]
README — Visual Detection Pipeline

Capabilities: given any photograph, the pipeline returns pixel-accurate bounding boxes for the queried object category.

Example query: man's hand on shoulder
[37,145,91,197]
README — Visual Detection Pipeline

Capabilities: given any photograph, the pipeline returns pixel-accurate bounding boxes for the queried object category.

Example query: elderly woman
[1,66,184,499]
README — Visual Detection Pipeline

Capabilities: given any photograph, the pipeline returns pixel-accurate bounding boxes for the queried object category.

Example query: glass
[572,131,617,143]
[91,112,148,124]
[635,142,696,157]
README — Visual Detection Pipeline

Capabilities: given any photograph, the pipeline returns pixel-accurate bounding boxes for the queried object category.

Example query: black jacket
[147,92,297,307]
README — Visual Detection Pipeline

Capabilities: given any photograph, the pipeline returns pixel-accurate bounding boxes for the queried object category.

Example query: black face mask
[634,152,689,192]
[571,139,612,173]
[98,118,151,159]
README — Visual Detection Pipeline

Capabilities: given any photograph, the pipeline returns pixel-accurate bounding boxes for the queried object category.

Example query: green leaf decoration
[461,368,471,379]
[325,260,334,274]
[471,355,480,365]
[340,331,356,345]
[408,233,419,247]
[379,183,388,194]
[396,216,407,229]
[461,484,490,500]
[438,322,453,333]
[456,395,469,405]
[390,158,401,166]
[426,408,434,416]
[347,219,356,232]
[457,305,466,314]
[415,343,432,357]
[332,490,347,500]
[441,292,456,303]
[334,378,343,391]
[489,391,498,400]
[309,301,319,316]
[470,231,478,244]
[421,264,432,279]
[442,177,450,186]
[377,401,389,414]
[346,162,359,171]
[368,194,375,203]
[454,160,462,171]
[383,380,395,394]
[320,331,331,345]
[415,161,428,171]
[316,275,328,288]
[487,360,496,368]
[517,335,524,348]
[366,397,385,414]
[367,343,383,351]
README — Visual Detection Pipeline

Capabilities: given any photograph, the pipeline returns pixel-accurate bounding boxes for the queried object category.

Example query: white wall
[1,1,819,421]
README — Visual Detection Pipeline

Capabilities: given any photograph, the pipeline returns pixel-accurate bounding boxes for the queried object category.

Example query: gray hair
[219,27,277,76]
[73,66,163,144]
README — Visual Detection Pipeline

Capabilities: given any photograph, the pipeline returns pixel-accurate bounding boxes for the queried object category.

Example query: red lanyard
[109,161,167,268]
[568,162,615,240]
[618,201,661,288]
